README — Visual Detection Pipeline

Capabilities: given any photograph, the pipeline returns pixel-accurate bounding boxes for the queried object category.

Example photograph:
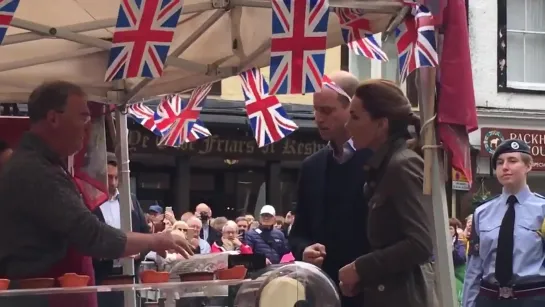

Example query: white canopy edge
[0,0,407,104]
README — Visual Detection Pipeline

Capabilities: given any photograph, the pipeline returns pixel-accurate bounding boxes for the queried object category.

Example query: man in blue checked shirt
[463,139,545,307]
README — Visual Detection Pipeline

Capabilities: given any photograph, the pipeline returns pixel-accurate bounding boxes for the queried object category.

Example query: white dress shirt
[100,191,121,229]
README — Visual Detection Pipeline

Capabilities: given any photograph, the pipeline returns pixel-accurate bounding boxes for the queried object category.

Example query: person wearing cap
[147,204,165,233]
[149,204,164,215]
[463,139,545,307]
[245,205,290,264]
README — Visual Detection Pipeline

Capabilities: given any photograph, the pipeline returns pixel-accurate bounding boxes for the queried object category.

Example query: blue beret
[491,139,531,166]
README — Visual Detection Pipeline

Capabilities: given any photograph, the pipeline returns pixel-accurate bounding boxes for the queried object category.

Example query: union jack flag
[240,68,299,147]
[269,0,329,95]
[105,0,184,81]
[395,4,438,83]
[154,95,182,135]
[128,103,161,136]
[334,8,388,62]
[0,0,19,45]
[158,84,212,147]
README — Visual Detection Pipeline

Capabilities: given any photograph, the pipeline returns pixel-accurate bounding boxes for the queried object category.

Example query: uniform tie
[495,195,517,286]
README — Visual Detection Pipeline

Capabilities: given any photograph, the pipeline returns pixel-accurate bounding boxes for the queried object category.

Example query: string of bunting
[127,0,438,148]
[0,0,441,148]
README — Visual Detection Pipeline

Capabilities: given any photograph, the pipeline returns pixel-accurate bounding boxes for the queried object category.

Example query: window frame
[497,0,545,94]
[209,81,222,96]
[339,42,417,107]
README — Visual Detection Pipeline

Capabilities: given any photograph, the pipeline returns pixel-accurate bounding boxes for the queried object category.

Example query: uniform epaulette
[534,193,545,199]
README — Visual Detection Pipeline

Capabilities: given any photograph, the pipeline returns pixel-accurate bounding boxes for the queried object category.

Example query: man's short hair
[28,81,86,123]
[235,216,247,223]
[107,152,117,167]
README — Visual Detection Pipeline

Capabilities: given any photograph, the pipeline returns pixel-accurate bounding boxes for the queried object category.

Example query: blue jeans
[476,294,545,307]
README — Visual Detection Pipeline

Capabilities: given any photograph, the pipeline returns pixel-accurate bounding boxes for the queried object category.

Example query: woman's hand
[339,262,360,296]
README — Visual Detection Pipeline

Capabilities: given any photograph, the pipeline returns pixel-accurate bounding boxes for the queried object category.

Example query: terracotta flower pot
[215,265,247,280]
[179,272,214,282]
[0,279,9,290]
[140,270,169,284]
[18,278,55,289]
[57,273,90,288]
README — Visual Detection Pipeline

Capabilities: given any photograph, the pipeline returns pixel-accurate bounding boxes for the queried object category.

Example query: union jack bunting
[322,75,351,101]
[158,84,212,147]
[395,4,438,83]
[334,8,388,62]
[154,94,182,135]
[128,103,161,136]
[240,68,299,147]
[105,0,184,81]
[0,0,19,45]
[269,0,329,95]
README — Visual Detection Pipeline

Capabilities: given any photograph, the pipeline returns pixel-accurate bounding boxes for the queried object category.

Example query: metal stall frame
[0,1,456,307]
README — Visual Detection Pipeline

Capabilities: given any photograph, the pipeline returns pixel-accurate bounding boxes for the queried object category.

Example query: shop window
[499,0,545,92]
[235,171,265,216]
[138,172,170,189]
[280,170,299,214]
[136,173,172,209]
[339,40,415,107]
[209,81,222,96]
[190,174,215,191]
[340,45,349,71]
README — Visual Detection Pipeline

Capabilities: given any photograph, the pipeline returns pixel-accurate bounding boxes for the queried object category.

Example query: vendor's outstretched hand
[152,231,193,259]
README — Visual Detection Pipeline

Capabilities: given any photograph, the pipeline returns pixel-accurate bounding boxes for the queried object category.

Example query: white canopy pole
[112,83,137,307]
[417,67,457,307]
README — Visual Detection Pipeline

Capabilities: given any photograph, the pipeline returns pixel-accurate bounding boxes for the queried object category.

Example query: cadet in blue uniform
[463,139,545,307]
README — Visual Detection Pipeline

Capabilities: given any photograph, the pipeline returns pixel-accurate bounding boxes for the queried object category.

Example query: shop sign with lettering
[481,127,545,170]
[128,126,327,160]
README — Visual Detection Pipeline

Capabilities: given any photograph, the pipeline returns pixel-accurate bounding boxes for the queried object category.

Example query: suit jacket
[288,148,330,260]
[92,193,150,283]
[353,138,436,307]
[200,223,221,245]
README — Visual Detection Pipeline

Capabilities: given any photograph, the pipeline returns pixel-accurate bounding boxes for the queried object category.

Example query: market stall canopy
[0,0,407,104]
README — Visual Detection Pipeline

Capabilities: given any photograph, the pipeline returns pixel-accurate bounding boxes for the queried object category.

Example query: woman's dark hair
[449,218,462,240]
[354,79,422,155]
[449,218,462,229]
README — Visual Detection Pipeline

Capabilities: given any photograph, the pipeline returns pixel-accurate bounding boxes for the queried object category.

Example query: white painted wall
[469,0,545,109]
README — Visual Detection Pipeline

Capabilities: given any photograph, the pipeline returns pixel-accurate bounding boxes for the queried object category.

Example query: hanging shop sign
[481,127,545,170]
[128,124,326,160]
[452,169,470,191]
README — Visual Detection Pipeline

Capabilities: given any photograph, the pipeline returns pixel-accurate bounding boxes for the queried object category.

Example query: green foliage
[470,190,491,213]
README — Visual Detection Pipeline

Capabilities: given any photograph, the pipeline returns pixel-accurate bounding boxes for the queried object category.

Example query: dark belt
[480,281,545,300]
